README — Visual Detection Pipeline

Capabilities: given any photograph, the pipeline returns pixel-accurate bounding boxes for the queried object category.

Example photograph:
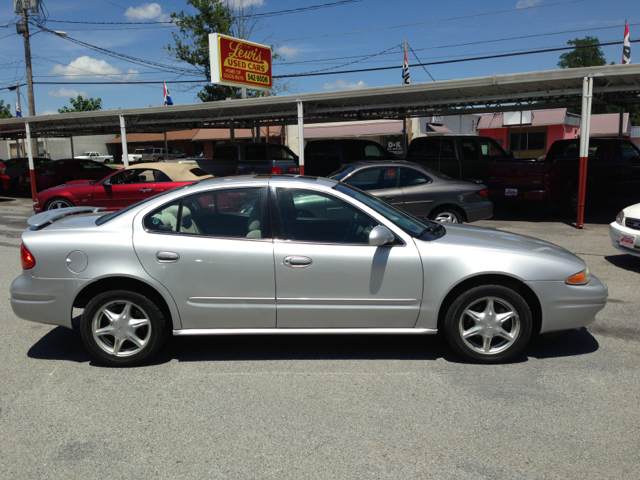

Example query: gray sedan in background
[10,175,606,367]
[329,161,493,223]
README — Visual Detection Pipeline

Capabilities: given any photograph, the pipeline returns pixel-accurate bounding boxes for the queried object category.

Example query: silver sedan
[10,175,607,367]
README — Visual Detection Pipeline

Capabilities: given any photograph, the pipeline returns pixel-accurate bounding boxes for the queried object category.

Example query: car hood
[40,181,93,194]
[431,223,583,264]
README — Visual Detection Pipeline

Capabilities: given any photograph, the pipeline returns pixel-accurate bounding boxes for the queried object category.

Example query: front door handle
[283,256,312,268]
[156,251,180,263]
[383,196,395,201]
[140,188,152,192]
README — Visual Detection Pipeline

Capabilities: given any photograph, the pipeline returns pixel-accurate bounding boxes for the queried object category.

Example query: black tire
[443,285,533,364]
[562,186,579,216]
[44,197,75,210]
[429,206,463,224]
[80,290,169,367]
[104,159,111,165]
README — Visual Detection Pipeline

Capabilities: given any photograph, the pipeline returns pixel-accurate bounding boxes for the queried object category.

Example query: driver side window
[276,188,377,244]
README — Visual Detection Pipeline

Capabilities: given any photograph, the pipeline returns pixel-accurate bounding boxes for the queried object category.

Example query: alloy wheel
[458,296,521,355]
[91,300,152,357]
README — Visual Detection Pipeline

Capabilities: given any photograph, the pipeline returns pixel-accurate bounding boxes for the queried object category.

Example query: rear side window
[400,168,431,187]
[245,145,268,162]
[346,167,399,190]
[144,188,263,238]
[461,140,479,160]
[267,145,296,160]
[363,144,388,159]
[213,146,238,160]
[189,167,209,177]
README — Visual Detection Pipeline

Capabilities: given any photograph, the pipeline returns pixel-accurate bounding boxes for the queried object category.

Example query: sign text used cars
[209,34,273,90]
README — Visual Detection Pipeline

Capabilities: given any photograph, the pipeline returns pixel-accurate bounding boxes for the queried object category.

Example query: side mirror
[103,178,111,186]
[369,225,395,247]
[506,151,515,159]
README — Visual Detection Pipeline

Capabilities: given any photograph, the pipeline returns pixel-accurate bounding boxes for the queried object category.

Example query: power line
[45,0,364,26]
[27,38,640,87]
[407,44,435,82]
[273,22,640,67]
[275,0,584,42]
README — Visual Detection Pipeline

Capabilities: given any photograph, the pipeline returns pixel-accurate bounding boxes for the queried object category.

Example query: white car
[609,203,640,257]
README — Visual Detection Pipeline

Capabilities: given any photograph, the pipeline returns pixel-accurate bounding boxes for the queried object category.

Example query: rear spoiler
[27,207,106,227]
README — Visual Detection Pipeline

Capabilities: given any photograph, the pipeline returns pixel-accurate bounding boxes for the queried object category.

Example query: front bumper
[1,175,9,191]
[10,271,89,329]
[462,201,494,223]
[528,275,608,333]
[609,222,640,257]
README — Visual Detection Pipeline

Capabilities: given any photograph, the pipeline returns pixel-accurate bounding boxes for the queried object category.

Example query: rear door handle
[140,188,152,192]
[283,256,312,268]
[156,251,180,263]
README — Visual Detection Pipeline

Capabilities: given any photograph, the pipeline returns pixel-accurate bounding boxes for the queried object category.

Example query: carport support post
[577,77,593,229]
[69,136,74,158]
[618,106,624,138]
[25,122,37,202]
[119,115,129,167]
[297,100,305,175]
[164,132,168,156]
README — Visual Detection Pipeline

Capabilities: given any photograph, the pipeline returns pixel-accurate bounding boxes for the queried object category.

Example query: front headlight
[566,267,591,285]
[615,211,625,225]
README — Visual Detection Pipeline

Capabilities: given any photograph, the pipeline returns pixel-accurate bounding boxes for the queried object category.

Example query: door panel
[273,187,423,328]
[132,187,276,329]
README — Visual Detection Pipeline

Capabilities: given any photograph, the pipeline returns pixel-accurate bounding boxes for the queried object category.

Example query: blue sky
[0,0,636,116]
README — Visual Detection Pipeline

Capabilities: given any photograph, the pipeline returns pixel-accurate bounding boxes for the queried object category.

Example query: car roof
[124,162,212,181]
[341,160,423,168]
[193,174,338,189]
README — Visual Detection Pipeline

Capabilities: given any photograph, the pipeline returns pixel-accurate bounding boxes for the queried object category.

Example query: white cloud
[226,0,265,8]
[124,3,170,22]
[277,45,300,58]
[516,0,542,8]
[38,110,59,116]
[322,79,369,91]
[48,87,88,98]
[50,56,139,80]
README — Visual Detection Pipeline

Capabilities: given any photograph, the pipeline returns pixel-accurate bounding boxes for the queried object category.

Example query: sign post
[209,34,273,92]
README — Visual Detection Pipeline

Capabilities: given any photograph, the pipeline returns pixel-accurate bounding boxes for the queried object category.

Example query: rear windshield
[189,167,209,177]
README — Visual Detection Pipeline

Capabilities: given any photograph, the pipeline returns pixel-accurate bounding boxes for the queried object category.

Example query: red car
[0,162,10,193]
[34,162,211,212]
[19,158,114,192]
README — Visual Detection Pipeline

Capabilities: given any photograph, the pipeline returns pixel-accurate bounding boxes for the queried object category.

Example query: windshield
[96,183,194,225]
[335,183,430,237]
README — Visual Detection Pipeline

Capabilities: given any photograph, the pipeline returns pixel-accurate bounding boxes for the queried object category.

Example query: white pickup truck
[74,151,114,164]
[127,149,145,163]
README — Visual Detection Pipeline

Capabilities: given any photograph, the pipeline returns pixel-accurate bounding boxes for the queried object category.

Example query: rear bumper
[527,276,608,333]
[461,201,494,222]
[1,175,9,191]
[10,271,89,329]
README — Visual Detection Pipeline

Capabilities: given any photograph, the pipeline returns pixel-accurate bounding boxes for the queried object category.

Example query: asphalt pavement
[1,196,639,479]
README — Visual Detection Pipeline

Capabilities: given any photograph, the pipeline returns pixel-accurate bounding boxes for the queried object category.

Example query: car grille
[625,217,640,231]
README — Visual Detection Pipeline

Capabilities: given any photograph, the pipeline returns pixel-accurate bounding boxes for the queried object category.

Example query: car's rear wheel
[44,197,74,210]
[104,159,111,165]
[443,285,533,363]
[80,290,168,367]
[429,206,462,223]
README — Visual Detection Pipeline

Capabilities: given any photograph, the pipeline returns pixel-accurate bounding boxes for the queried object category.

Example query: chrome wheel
[434,211,460,223]
[45,198,74,210]
[91,300,152,357]
[458,296,520,355]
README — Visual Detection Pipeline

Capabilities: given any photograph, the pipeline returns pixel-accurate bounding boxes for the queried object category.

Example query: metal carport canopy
[1,64,639,139]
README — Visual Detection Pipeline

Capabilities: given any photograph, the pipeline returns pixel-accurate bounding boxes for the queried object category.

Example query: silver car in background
[10,176,607,367]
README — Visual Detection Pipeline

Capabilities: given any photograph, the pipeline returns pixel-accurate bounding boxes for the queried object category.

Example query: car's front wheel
[44,197,74,210]
[443,285,533,363]
[80,291,169,367]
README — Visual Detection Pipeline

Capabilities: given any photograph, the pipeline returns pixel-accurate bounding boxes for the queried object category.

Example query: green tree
[558,36,607,69]
[58,95,102,113]
[0,100,13,119]
[167,0,285,102]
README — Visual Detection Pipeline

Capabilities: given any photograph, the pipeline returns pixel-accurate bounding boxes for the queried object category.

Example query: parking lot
[1,195,639,479]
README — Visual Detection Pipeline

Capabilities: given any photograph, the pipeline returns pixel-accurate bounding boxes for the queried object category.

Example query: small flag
[402,43,410,85]
[15,100,22,117]
[623,21,631,64]
[163,80,173,105]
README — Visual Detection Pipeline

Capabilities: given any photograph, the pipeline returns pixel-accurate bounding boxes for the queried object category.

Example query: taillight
[21,243,35,269]
[478,189,489,196]
[0,163,5,175]
[270,165,283,174]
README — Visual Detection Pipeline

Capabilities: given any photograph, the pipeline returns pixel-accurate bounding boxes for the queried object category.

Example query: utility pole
[16,83,24,157]
[20,4,38,156]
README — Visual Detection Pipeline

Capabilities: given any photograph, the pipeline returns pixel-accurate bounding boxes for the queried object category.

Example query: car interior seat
[180,205,200,234]
[246,203,261,238]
